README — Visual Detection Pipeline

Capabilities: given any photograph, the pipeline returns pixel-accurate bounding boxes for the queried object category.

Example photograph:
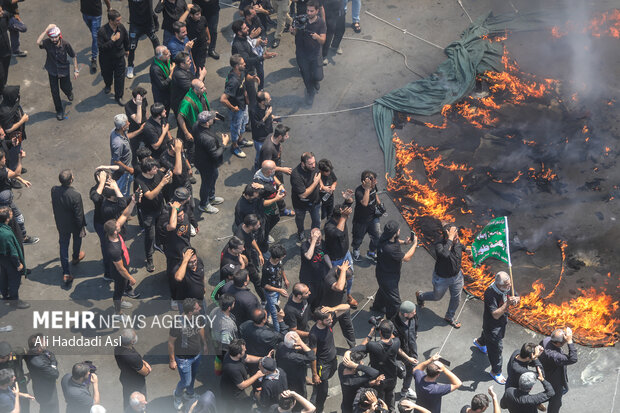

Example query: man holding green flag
[177,79,210,164]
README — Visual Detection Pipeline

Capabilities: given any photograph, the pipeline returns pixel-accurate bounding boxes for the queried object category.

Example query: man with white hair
[275,331,315,398]
[114,329,151,409]
[473,271,520,385]
[90,405,106,413]
[149,46,175,112]
[193,110,226,214]
[500,370,555,413]
[127,391,147,412]
[110,114,142,196]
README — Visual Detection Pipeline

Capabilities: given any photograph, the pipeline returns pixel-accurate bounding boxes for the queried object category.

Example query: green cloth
[373,11,554,175]
[154,57,171,78]
[178,89,211,127]
[0,223,24,266]
[471,216,510,267]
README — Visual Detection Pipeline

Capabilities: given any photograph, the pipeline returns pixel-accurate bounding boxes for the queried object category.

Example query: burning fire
[551,9,620,39]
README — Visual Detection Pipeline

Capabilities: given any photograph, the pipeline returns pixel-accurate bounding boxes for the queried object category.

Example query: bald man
[177,79,211,163]
[473,271,520,385]
[253,159,287,246]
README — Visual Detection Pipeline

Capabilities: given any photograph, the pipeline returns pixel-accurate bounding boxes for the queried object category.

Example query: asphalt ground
[0,0,617,412]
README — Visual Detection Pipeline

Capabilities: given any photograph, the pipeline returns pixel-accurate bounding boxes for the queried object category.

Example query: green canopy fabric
[373,11,552,175]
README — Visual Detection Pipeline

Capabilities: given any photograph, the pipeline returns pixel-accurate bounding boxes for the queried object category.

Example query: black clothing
[174,256,205,300]
[295,16,326,57]
[299,240,328,309]
[500,380,555,413]
[25,350,59,413]
[338,363,380,413]
[157,203,191,261]
[434,238,464,278]
[220,247,242,279]
[97,23,130,59]
[321,265,346,307]
[392,313,418,359]
[234,197,263,227]
[193,123,224,169]
[224,69,247,110]
[80,0,105,16]
[377,241,405,276]
[194,0,220,14]
[482,285,508,335]
[135,171,165,215]
[170,67,194,114]
[290,163,320,210]
[40,38,75,77]
[61,374,93,413]
[539,337,578,413]
[142,117,166,159]
[308,324,336,363]
[159,149,191,192]
[170,315,203,357]
[258,369,288,409]
[353,184,377,223]
[283,297,310,333]
[323,213,350,260]
[228,284,261,325]
[89,189,127,225]
[352,338,401,380]
[114,345,147,407]
[50,185,86,234]
[149,59,172,109]
[505,350,543,389]
[221,353,248,401]
[186,15,209,50]
[258,137,281,167]
[160,0,188,33]
[239,320,284,357]
[261,259,283,290]
[231,35,262,76]
[250,103,273,143]
[125,98,148,151]
[128,0,155,28]
[275,343,315,397]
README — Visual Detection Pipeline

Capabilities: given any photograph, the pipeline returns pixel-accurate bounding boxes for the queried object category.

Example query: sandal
[490,372,507,385]
[352,22,361,33]
[281,208,295,216]
[444,318,461,329]
[63,274,74,287]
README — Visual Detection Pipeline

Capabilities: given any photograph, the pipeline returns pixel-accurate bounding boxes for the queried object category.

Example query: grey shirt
[110,128,132,170]
[61,373,93,413]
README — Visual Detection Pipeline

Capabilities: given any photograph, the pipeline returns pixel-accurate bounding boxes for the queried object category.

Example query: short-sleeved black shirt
[290,163,320,210]
[221,247,242,277]
[142,117,166,159]
[161,0,188,33]
[319,170,337,199]
[323,217,349,260]
[283,297,310,332]
[295,16,327,57]
[174,257,205,300]
[158,204,191,260]
[107,238,129,278]
[376,241,405,277]
[258,138,281,167]
[114,345,146,389]
[482,285,507,334]
[261,260,283,289]
[40,38,75,77]
[299,240,328,285]
[80,0,105,16]
[224,69,246,110]
[169,316,203,357]
[234,226,258,264]
[353,184,377,223]
[125,99,148,135]
[128,0,155,27]
[309,324,336,363]
[187,15,209,50]
[221,353,247,400]
[135,171,165,215]
[159,150,191,191]
[321,266,346,307]
[193,0,220,14]
[0,168,12,193]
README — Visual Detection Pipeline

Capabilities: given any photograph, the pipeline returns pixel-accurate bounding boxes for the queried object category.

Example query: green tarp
[373,11,554,175]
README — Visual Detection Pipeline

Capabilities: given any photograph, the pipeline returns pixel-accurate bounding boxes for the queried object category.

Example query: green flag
[471,217,511,267]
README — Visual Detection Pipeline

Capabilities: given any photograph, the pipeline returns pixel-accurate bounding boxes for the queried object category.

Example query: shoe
[146,260,155,273]
[104,86,111,94]
[120,301,133,309]
[315,81,320,92]
[239,139,254,147]
[272,39,280,48]
[537,403,547,412]
[267,235,275,244]
[336,47,343,55]
[170,299,179,311]
[366,251,377,262]
[123,289,140,299]
[67,93,74,102]
[232,147,246,158]
[323,58,328,66]
[352,22,361,33]
[115,97,124,106]
[113,313,131,321]
[297,232,306,243]
[400,388,417,400]
[20,168,27,174]
[473,338,488,354]
[126,66,134,79]
[12,50,27,57]
[198,203,219,214]
[56,111,65,121]
[280,208,295,216]
[210,196,224,205]
[183,392,197,402]
[189,176,197,184]
[208,50,220,60]
[63,274,74,288]
[305,92,314,106]
[347,294,358,309]
[103,275,114,282]
[444,317,461,328]
[173,393,184,410]
[190,225,197,237]
[490,372,506,385]
[71,251,86,265]
[23,236,39,245]
[154,244,164,254]
[10,180,21,189]
[90,59,97,74]
[10,299,30,309]
[352,249,361,261]
[416,291,425,308]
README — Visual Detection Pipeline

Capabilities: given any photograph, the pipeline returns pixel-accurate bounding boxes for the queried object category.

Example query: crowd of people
[0,0,579,412]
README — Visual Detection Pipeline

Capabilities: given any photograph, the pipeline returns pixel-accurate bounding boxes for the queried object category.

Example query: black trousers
[0,256,20,300]
[142,213,158,262]
[112,272,128,313]
[547,382,565,413]
[310,357,337,413]
[0,55,10,93]
[376,377,397,410]
[48,74,72,113]
[128,23,160,67]
[263,213,280,244]
[206,12,219,53]
[296,51,323,95]
[477,328,504,374]
[323,13,345,57]
[99,54,126,99]
[372,278,401,320]
[335,310,356,348]
[247,262,266,301]
[320,194,334,220]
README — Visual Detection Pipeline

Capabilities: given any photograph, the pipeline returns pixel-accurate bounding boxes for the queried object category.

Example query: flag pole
[504,216,515,296]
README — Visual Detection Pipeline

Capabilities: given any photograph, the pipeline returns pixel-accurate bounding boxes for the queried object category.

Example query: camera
[375,203,387,217]
[368,315,382,327]
[292,14,309,31]
[83,361,97,385]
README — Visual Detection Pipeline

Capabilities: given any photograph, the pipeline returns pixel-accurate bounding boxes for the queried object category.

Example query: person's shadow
[449,346,492,392]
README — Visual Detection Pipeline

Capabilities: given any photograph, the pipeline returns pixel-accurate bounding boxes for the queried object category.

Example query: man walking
[193,110,226,214]
[271,0,292,48]
[0,206,27,308]
[193,0,220,59]
[473,271,520,385]
[50,169,86,287]
[126,0,160,79]
[539,327,578,413]
[37,25,78,121]
[351,170,382,263]
[114,329,151,409]
[25,333,60,413]
[220,54,253,158]
[97,9,130,105]
[290,152,321,242]
[80,0,111,74]
[110,114,140,197]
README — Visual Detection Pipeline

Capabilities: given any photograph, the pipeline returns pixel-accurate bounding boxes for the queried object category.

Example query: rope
[278,103,374,119]
[351,292,377,320]
[364,11,444,50]
[438,295,471,354]
[456,0,473,23]
[611,368,620,413]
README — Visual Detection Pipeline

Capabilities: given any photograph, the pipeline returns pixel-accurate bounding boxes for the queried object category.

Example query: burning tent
[374,10,620,347]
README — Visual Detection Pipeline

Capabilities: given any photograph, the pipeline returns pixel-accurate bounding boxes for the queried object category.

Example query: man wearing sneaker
[37,25,78,121]
[168,298,207,411]
[391,301,419,400]
[413,354,462,413]
[193,0,221,60]
[97,9,130,106]
[322,0,345,64]
[50,169,86,287]
[134,159,172,272]
[220,54,253,158]
[416,224,465,329]
[290,152,321,242]
[126,0,160,80]
[80,0,111,74]
[351,170,381,264]
[257,124,294,217]
[0,206,28,308]
[474,271,519,385]
[193,111,226,214]
[104,193,139,318]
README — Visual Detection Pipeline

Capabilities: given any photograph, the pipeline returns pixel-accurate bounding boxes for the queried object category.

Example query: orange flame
[551,9,620,39]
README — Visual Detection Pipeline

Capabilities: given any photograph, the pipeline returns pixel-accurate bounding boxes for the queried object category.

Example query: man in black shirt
[473,271,519,385]
[391,301,419,399]
[97,9,130,105]
[339,350,382,413]
[149,46,174,111]
[174,247,205,301]
[25,333,59,413]
[299,228,329,311]
[352,170,382,263]
[417,224,466,328]
[125,86,149,164]
[258,124,293,216]
[371,220,418,319]
[126,0,160,79]
[291,0,326,104]
[320,262,355,348]
[141,103,171,159]
[157,0,189,44]
[159,138,192,195]
[276,331,316,398]
[257,357,288,411]
[308,308,338,413]
[37,25,78,120]
[283,283,311,339]
[135,158,172,272]
[290,152,321,242]
[250,91,274,170]
[80,0,111,73]
[220,53,253,158]
[114,329,151,409]
[230,19,275,96]
[228,269,262,325]
[220,338,264,410]
[171,51,206,115]
[500,371,555,413]
[239,308,284,364]
[220,236,247,280]
[505,342,544,389]
[186,5,211,70]
[193,0,221,59]
[193,110,226,214]
[235,213,265,301]
[234,184,262,229]
[322,0,345,62]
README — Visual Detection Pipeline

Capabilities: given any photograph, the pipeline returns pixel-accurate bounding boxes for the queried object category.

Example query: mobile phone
[410,231,415,242]
[437,356,451,367]
[215,112,225,121]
